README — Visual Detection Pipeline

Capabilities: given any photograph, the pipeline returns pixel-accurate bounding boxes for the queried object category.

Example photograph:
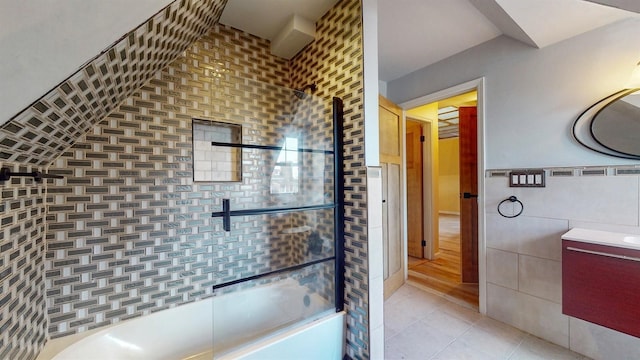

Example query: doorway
[379,95,405,299]
[403,88,481,309]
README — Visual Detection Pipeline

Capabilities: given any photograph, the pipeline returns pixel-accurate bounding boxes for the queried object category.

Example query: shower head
[294,83,317,99]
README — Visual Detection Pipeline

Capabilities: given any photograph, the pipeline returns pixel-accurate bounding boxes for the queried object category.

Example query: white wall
[387,18,640,169]
[438,137,460,214]
[387,18,640,360]
[363,0,380,167]
[0,0,171,125]
[378,80,387,98]
[362,0,384,358]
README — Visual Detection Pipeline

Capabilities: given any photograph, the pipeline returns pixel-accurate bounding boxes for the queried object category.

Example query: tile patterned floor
[384,284,590,360]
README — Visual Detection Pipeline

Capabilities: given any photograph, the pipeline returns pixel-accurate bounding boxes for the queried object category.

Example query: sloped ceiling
[487,0,634,48]
[377,0,637,82]
[0,0,172,125]
[377,0,501,83]
[0,0,342,168]
[585,0,640,13]
[0,0,226,166]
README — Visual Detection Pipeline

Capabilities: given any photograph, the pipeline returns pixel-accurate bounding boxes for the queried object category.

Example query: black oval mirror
[590,90,640,157]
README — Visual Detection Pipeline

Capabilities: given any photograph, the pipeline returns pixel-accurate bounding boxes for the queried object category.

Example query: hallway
[408,214,479,308]
[384,284,589,359]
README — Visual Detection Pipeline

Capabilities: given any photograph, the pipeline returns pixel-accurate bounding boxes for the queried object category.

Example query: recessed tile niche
[192,118,241,182]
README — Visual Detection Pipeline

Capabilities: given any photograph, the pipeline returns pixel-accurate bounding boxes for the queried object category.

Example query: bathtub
[37,279,345,360]
[214,278,345,359]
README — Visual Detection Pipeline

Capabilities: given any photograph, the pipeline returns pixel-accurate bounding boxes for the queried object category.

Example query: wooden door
[406,120,423,258]
[459,106,478,283]
[380,95,404,298]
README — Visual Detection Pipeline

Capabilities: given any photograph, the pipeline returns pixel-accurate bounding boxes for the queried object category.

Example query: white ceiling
[219,0,638,83]
[219,0,339,40]
[377,0,502,82]
[378,0,635,82]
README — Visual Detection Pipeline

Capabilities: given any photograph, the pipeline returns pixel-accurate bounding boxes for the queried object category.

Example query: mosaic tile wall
[0,163,49,360]
[205,71,338,288]
[45,23,295,337]
[1,0,368,356]
[0,1,227,358]
[0,0,224,167]
[290,0,369,358]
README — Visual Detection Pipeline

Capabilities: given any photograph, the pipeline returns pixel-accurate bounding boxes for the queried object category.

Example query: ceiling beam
[468,0,539,48]
[583,0,640,13]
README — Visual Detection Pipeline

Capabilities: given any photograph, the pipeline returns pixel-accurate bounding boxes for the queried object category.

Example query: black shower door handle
[222,199,231,231]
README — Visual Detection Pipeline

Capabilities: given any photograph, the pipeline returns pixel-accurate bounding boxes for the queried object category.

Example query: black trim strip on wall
[212,256,336,290]
[332,96,345,313]
[212,141,334,154]
[212,203,335,221]
[214,203,335,232]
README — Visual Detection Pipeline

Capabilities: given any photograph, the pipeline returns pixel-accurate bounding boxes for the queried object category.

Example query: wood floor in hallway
[408,213,479,309]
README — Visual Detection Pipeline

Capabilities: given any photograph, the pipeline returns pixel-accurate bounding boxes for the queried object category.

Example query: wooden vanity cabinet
[562,239,640,338]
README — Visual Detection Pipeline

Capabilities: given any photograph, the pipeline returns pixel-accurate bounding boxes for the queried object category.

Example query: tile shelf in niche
[193,118,241,182]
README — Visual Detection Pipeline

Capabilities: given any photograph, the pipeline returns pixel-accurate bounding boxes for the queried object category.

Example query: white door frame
[399,77,487,315]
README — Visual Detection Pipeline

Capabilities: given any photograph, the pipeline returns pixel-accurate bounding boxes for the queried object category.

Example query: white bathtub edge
[217,311,346,360]
[36,325,108,360]
[37,297,213,360]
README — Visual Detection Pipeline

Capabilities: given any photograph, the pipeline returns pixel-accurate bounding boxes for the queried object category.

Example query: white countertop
[562,228,640,251]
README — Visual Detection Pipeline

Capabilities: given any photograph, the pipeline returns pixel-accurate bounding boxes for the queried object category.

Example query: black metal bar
[0,167,64,183]
[212,203,335,219]
[222,199,231,232]
[333,97,345,312]
[212,141,334,154]
[213,256,336,291]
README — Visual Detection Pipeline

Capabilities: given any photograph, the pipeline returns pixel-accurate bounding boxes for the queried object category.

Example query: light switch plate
[509,169,545,187]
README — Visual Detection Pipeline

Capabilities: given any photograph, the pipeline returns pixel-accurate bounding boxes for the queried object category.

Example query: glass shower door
[210,80,344,355]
